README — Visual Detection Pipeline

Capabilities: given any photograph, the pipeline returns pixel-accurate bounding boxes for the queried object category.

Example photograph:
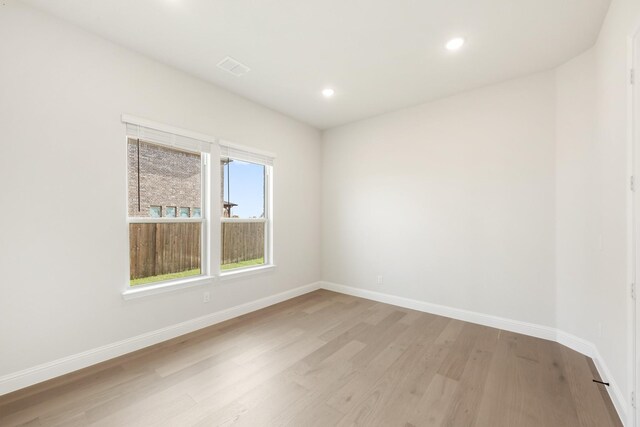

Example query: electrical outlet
[377,275,383,285]
[203,291,210,303]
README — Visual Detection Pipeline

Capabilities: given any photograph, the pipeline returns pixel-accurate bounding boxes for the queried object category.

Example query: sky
[223,160,265,218]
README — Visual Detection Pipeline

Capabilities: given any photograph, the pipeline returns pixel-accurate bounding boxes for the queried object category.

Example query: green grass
[221,257,264,271]
[130,268,201,286]
[130,258,265,286]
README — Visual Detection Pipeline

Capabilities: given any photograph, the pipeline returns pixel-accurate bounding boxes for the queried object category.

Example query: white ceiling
[23,0,611,129]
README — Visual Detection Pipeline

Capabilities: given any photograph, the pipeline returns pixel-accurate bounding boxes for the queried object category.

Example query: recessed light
[322,88,335,98]
[446,37,465,51]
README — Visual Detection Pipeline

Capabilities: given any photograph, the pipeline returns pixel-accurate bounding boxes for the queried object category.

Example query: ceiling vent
[216,56,250,76]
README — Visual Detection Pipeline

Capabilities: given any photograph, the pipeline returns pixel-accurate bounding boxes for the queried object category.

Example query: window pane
[221,221,265,270]
[221,158,265,219]
[129,222,201,286]
[128,139,201,218]
[149,206,162,218]
[193,208,201,218]
[179,207,190,218]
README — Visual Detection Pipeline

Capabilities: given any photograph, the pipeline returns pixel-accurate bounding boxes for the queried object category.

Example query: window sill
[219,264,276,281]
[122,275,214,300]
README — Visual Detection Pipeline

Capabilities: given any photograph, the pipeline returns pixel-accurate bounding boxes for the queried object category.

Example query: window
[220,145,273,272]
[193,208,201,218]
[126,121,210,288]
[179,207,190,218]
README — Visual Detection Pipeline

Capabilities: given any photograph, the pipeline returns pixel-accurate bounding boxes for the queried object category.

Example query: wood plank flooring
[0,290,622,426]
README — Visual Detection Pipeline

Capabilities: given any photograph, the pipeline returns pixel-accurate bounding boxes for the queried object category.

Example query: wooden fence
[221,221,264,265]
[129,221,264,279]
[129,223,201,280]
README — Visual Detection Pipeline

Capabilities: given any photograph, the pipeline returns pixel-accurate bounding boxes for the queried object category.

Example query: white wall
[555,0,640,408]
[322,1,640,421]
[555,49,599,348]
[555,39,634,412]
[557,0,640,412]
[0,2,321,377]
[322,71,557,327]
[592,0,640,403]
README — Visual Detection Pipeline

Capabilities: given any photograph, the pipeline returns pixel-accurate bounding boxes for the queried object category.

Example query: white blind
[125,122,211,153]
[220,143,274,166]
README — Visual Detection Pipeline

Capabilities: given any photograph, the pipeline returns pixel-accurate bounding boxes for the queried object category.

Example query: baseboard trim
[0,281,321,397]
[320,281,557,340]
[591,346,629,426]
[320,281,629,426]
[557,330,629,426]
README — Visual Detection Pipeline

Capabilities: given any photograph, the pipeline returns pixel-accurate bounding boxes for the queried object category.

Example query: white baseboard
[0,281,321,397]
[320,281,629,426]
[320,281,557,341]
[556,329,597,358]
[557,330,629,426]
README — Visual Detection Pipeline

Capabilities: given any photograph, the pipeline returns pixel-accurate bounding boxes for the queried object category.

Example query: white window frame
[219,144,275,279]
[122,115,215,299]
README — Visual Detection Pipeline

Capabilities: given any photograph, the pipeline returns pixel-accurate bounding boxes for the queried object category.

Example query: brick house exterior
[127,138,201,217]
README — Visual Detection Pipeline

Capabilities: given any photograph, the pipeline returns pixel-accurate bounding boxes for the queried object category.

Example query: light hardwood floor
[0,290,622,426]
